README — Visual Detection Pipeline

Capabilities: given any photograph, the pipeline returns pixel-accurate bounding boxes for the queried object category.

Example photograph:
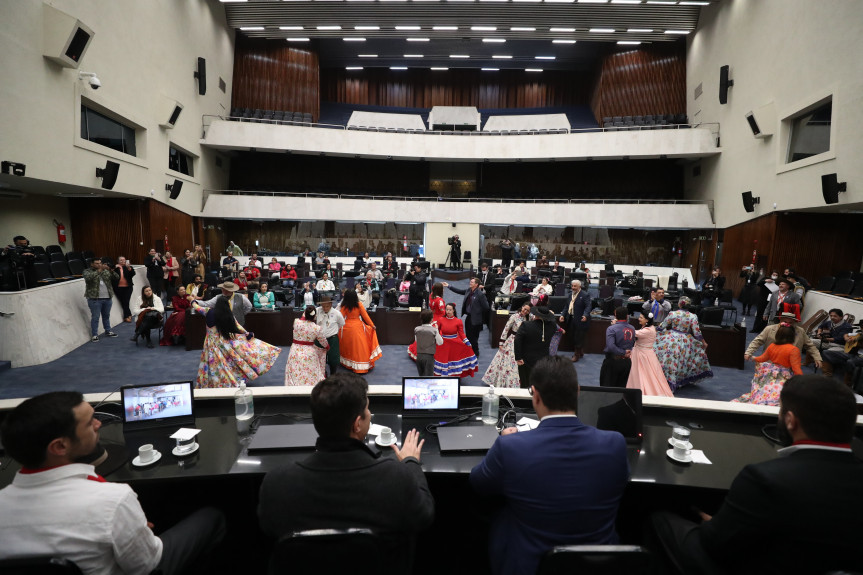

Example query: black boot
[145,334,154,348]
[130,330,140,344]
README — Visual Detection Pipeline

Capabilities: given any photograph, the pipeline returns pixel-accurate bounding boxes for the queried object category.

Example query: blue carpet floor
[0,279,774,402]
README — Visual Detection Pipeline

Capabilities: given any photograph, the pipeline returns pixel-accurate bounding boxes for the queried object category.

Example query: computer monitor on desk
[121,381,195,431]
[578,387,643,444]
[402,376,460,418]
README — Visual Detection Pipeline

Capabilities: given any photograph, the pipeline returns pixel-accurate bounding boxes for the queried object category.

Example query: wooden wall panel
[771,213,863,286]
[720,214,777,297]
[232,36,320,120]
[68,199,193,265]
[591,43,686,121]
[321,69,592,109]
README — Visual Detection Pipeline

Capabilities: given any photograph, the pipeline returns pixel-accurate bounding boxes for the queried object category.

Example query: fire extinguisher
[54,219,66,244]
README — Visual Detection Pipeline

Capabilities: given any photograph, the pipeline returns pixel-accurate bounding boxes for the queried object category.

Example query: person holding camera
[448,235,462,270]
[144,248,165,298]
[83,257,119,342]
[111,256,136,323]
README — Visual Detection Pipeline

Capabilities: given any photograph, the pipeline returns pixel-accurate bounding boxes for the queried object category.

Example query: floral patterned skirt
[195,330,281,389]
[654,331,713,391]
[732,362,793,406]
[482,335,520,388]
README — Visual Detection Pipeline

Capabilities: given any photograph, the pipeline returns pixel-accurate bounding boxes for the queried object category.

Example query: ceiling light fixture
[317,25,342,30]
[395,25,421,30]
[627,28,653,32]
[390,66,408,70]
[239,26,264,31]
[590,28,615,33]
[404,54,424,57]
[552,39,577,44]
[492,55,512,59]
[617,40,641,44]
[287,38,310,42]
[611,0,642,3]
[471,26,497,31]
[406,38,430,41]
[481,68,499,71]
[344,38,366,41]
[536,55,556,59]
[525,68,543,72]
[279,26,304,30]
[430,67,449,70]
[358,54,378,57]
[550,27,575,32]
[433,26,459,30]
[510,27,536,31]
[355,25,380,30]
[664,29,691,34]
[346,66,363,70]
[450,54,470,58]
[483,38,506,43]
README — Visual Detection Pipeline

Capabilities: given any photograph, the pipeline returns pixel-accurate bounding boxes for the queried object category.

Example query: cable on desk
[424,410,481,435]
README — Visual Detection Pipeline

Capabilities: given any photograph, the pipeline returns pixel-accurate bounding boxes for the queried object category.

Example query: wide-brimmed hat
[531,306,556,322]
[778,311,798,321]
[218,281,239,292]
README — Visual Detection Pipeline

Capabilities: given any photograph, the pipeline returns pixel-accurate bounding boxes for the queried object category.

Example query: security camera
[78,71,102,90]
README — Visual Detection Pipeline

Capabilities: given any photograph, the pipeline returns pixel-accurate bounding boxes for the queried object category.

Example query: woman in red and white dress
[407,283,446,360]
[285,306,329,386]
[432,302,478,377]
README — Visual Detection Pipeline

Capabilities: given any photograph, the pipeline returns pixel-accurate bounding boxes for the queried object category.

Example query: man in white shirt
[316,296,345,376]
[0,391,225,575]
[315,272,335,292]
[368,262,384,283]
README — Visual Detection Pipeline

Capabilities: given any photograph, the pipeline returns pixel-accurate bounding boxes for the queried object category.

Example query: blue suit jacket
[469,417,629,575]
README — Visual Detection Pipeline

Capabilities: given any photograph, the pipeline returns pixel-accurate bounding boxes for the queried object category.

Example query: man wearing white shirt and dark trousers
[0,391,226,575]
[316,296,345,376]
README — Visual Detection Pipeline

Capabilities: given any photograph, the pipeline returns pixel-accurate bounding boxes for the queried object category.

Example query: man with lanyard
[561,279,592,362]
[316,296,345,376]
[600,306,635,387]
[197,281,252,327]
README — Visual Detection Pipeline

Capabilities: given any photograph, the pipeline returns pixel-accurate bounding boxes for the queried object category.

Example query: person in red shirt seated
[280,264,297,289]
[245,265,261,281]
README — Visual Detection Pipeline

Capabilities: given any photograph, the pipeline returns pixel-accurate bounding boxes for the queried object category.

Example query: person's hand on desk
[393,429,425,461]
[500,427,518,436]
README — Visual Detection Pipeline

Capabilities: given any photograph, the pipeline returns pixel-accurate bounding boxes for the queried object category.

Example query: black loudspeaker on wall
[95,161,120,190]
[821,173,847,205]
[166,179,183,200]
[741,191,760,213]
[194,57,207,96]
[719,65,734,105]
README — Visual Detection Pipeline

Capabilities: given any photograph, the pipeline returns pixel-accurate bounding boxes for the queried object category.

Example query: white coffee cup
[672,440,691,460]
[138,444,155,463]
[379,427,394,444]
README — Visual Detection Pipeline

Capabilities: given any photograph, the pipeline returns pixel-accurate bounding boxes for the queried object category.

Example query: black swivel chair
[269,528,400,575]
[536,545,650,575]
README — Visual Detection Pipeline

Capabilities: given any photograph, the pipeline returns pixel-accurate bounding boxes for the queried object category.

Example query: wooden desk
[490,313,745,369]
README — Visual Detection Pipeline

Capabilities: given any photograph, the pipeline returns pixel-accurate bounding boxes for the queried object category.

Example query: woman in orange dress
[734,324,802,406]
[338,288,382,373]
[407,283,446,360]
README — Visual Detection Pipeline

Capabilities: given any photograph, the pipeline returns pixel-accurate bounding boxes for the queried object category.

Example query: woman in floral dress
[191,296,280,389]
[339,289,382,373]
[733,324,801,405]
[483,302,531,388]
[408,283,446,360]
[434,303,478,377]
[285,306,329,386]
[654,297,713,391]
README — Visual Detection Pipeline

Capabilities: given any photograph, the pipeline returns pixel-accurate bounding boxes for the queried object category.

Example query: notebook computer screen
[121,381,195,430]
[402,376,460,418]
[577,386,643,443]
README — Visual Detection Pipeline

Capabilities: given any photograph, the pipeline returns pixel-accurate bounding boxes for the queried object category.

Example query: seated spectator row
[602,114,689,129]
[228,108,313,124]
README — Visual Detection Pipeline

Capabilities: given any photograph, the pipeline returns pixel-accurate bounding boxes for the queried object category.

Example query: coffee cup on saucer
[666,427,693,463]
[133,443,161,467]
[375,426,396,447]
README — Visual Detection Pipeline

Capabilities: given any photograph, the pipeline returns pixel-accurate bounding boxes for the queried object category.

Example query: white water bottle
[234,381,254,421]
[482,385,499,425]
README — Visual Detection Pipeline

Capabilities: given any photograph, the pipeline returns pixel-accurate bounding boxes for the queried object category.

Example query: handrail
[202,114,720,140]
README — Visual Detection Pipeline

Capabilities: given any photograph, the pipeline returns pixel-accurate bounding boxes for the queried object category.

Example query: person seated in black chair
[257,374,434,571]
[0,391,226,574]
[130,285,164,348]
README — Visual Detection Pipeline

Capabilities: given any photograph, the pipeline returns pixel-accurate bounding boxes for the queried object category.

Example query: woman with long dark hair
[285,306,329,386]
[433,302,478,377]
[191,295,281,388]
[130,285,164,348]
[160,285,191,346]
[338,289,382,373]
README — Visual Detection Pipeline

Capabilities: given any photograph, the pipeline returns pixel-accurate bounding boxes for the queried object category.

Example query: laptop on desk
[121,381,195,432]
[402,376,460,419]
[247,424,319,452]
[437,425,500,453]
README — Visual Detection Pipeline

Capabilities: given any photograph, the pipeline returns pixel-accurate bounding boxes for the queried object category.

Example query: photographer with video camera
[448,235,462,270]
[1,236,37,288]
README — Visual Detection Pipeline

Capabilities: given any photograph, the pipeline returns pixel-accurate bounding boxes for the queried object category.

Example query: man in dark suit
[475,262,495,314]
[470,356,630,575]
[258,373,434,572]
[560,279,591,362]
[445,278,489,357]
[652,375,863,575]
[513,306,557,388]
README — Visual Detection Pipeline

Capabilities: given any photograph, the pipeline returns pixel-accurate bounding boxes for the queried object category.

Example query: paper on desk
[690,450,712,464]
[516,417,540,432]
[367,423,385,436]
[170,428,202,441]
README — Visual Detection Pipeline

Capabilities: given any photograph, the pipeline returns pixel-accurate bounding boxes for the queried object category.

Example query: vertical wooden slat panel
[232,36,320,121]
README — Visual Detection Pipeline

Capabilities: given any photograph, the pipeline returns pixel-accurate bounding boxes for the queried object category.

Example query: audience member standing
[0,392,227,574]
[163,251,180,298]
[445,278,489,358]
[193,244,207,279]
[499,238,514,270]
[642,288,671,324]
[191,296,280,389]
[561,279,591,362]
[144,248,164,299]
[316,296,345,376]
[112,256,135,323]
[180,249,197,287]
[600,306,635,387]
[130,285,165,349]
[626,312,672,397]
[653,376,863,575]
[738,265,763,316]
[83,257,119,343]
[514,306,556,388]
[227,241,243,256]
[470,356,629,575]
[285,306,329,386]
